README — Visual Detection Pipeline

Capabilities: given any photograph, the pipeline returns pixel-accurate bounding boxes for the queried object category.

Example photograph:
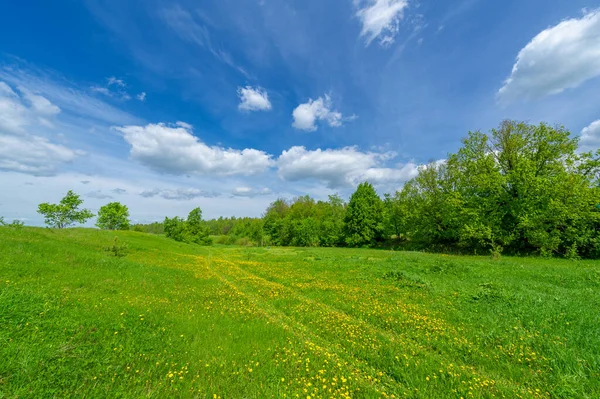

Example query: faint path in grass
[181,251,546,398]
[197,252,405,397]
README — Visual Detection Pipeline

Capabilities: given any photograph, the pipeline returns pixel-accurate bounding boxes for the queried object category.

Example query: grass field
[1,227,599,398]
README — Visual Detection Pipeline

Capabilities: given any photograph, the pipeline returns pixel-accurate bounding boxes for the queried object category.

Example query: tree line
[21,121,600,258]
[204,121,600,258]
[34,191,212,245]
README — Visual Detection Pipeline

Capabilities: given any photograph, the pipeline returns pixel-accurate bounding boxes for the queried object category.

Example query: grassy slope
[0,227,598,398]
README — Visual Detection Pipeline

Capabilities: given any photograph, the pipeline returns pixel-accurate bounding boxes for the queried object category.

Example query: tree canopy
[96,202,131,230]
[37,191,94,229]
[131,120,600,258]
[164,207,212,245]
[344,182,384,247]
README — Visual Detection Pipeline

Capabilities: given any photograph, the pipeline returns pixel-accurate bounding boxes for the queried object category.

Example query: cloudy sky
[1,0,600,225]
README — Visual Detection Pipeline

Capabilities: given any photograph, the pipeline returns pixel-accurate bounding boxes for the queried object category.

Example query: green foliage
[199,120,600,258]
[163,216,188,242]
[0,217,24,228]
[392,120,600,258]
[164,207,212,245]
[37,190,94,229]
[344,182,384,247]
[131,222,164,234]
[186,207,212,245]
[105,236,128,257]
[96,202,130,230]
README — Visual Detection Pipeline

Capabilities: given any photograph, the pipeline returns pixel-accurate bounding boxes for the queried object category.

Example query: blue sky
[1,0,600,224]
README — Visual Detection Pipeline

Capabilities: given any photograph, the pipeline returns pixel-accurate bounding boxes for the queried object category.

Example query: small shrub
[0,217,25,229]
[235,237,252,247]
[9,220,24,228]
[383,271,428,289]
[564,243,580,260]
[105,237,128,257]
[490,244,503,260]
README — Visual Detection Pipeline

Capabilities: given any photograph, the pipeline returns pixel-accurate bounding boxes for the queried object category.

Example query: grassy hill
[1,227,599,398]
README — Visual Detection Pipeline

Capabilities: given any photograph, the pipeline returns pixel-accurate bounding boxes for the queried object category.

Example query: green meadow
[1,227,599,398]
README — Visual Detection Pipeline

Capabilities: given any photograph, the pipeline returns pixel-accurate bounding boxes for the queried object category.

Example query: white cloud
[19,87,61,116]
[580,120,600,152]
[116,122,274,176]
[160,4,248,75]
[276,146,418,188]
[237,86,272,112]
[91,86,111,96]
[232,186,272,197]
[140,188,220,200]
[107,77,126,87]
[0,80,79,175]
[137,92,147,102]
[0,82,29,134]
[499,9,600,102]
[91,77,132,101]
[0,66,139,126]
[355,0,409,47]
[292,95,351,131]
[0,135,79,176]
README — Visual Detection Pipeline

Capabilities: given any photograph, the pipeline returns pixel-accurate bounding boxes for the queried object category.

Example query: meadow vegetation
[1,227,599,398]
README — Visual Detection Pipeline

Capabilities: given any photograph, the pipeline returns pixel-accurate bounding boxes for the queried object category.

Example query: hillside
[1,227,599,398]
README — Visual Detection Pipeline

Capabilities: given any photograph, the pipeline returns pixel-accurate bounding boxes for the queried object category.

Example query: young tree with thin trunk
[37,190,94,229]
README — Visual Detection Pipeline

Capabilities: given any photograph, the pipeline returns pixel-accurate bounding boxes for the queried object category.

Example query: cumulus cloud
[117,122,274,176]
[276,146,418,188]
[111,188,128,195]
[140,188,220,200]
[231,187,272,197]
[0,82,30,134]
[137,92,147,102]
[0,81,79,175]
[238,86,272,112]
[499,9,600,102]
[580,120,600,152]
[355,0,409,47]
[0,135,79,176]
[292,95,353,131]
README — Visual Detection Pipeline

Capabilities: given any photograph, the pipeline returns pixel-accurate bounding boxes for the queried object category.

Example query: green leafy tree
[96,202,130,230]
[396,120,600,257]
[344,182,384,247]
[164,216,187,242]
[263,199,290,246]
[317,195,346,247]
[186,207,212,245]
[37,190,94,228]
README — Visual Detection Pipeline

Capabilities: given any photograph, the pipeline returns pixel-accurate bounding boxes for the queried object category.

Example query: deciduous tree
[37,191,94,229]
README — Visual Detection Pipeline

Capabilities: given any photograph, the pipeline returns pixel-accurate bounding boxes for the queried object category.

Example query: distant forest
[132,121,600,259]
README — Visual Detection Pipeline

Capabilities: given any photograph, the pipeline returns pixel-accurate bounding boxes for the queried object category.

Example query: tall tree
[37,190,94,229]
[344,182,384,247]
[96,202,130,230]
[186,207,212,245]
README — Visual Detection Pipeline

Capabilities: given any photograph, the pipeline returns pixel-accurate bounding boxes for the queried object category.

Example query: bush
[0,217,25,228]
[105,237,128,257]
